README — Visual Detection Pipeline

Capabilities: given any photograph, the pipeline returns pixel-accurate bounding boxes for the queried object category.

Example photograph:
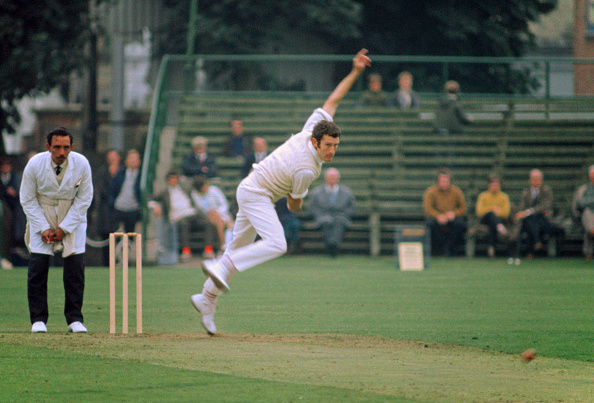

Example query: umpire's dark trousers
[28,253,85,325]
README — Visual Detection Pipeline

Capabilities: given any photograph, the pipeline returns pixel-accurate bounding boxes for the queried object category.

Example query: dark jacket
[0,171,22,212]
[94,164,121,234]
[223,134,253,158]
[518,185,554,216]
[241,151,267,179]
[433,98,471,134]
[181,152,217,178]
[108,168,142,209]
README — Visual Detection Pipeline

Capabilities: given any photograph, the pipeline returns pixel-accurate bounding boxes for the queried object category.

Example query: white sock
[219,254,237,283]
[203,278,223,303]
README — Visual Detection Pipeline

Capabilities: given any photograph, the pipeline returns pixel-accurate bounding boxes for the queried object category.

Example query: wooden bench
[164,94,594,257]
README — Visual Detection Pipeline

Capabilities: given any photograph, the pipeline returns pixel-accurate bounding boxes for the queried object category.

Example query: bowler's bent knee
[267,237,287,257]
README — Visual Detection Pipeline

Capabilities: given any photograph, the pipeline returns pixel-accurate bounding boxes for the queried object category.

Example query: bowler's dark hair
[47,127,73,146]
[312,120,341,144]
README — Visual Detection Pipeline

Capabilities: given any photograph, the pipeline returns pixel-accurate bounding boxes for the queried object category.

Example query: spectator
[108,149,142,234]
[358,73,389,107]
[511,169,563,263]
[0,158,26,263]
[223,119,253,159]
[20,127,93,333]
[94,149,122,265]
[274,197,302,255]
[191,174,234,254]
[475,174,510,258]
[149,170,215,260]
[241,137,268,178]
[433,80,473,134]
[423,167,467,256]
[392,71,421,109]
[308,168,356,257]
[572,164,594,260]
[182,136,217,178]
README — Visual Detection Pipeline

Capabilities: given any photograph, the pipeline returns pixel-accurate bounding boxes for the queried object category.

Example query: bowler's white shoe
[31,321,47,333]
[68,321,87,333]
[191,294,217,335]
[200,260,230,291]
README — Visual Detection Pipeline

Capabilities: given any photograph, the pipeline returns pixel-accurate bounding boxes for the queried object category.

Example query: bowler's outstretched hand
[353,49,371,73]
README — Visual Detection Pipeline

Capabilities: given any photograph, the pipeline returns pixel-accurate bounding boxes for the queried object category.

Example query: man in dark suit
[182,136,217,178]
[241,137,268,178]
[108,149,142,234]
[223,119,253,158]
[308,168,356,257]
[513,169,563,261]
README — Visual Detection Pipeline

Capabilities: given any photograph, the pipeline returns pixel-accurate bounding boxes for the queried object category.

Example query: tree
[353,0,558,93]
[157,0,363,90]
[158,0,557,94]
[159,0,362,55]
[0,1,96,155]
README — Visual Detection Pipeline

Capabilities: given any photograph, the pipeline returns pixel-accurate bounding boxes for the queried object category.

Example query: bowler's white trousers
[224,184,287,272]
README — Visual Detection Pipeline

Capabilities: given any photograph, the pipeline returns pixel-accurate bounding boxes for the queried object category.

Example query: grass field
[1,255,593,402]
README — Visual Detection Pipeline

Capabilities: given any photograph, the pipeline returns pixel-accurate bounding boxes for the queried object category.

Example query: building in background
[574,0,594,94]
[529,0,574,97]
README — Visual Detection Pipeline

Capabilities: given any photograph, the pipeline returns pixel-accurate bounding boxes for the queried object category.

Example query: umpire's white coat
[20,151,93,256]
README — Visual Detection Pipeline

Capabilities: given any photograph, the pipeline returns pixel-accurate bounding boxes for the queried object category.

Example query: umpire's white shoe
[191,294,217,335]
[68,321,87,333]
[31,321,47,333]
[201,260,230,291]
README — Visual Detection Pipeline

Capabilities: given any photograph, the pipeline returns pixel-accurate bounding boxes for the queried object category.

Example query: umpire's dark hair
[47,127,73,146]
[312,120,341,144]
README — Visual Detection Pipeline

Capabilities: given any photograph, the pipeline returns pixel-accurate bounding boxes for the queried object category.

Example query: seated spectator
[512,169,564,263]
[275,197,302,255]
[223,119,252,159]
[149,170,215,260]
[392,71,421,109]
[433,80,473,134]
[307,168,356,257]
[423,167,467,256]
[475,174,510,258]
[357,73,389,107]
[182,136,217,178]
[191,175,234,253]
[572,164,594,260]
[108,149,143,234]
[241,137,268,179]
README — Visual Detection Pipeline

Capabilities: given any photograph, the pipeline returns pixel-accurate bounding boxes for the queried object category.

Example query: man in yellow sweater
[423,168,467,256]
[475,174,510,258]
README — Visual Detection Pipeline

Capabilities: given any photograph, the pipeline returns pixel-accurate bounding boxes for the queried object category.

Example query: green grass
[1,256,593,402]
[1,343,405,402]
